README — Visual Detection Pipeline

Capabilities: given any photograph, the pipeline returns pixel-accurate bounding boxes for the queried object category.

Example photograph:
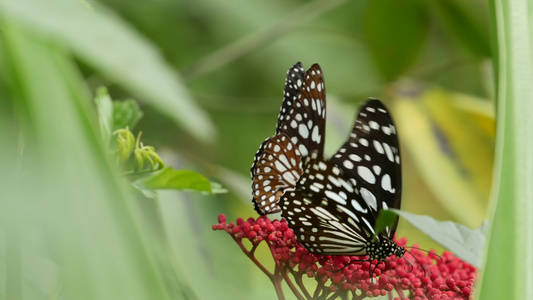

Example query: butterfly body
[365,238,406,262]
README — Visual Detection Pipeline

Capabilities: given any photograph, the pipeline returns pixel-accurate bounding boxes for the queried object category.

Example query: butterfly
[251,62,327,215]
[280,99,405,263]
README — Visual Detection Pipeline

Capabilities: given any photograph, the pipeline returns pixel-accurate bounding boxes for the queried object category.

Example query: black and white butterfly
[280,99,405,262]
[251,62,327,215]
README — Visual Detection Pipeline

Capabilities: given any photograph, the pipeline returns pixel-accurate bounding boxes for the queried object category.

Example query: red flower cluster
[213,214,476,300]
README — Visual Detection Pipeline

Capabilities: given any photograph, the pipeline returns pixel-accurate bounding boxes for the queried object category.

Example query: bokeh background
[0,0,494,299]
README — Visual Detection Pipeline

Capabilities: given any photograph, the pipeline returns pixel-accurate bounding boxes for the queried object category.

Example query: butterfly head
[366,237,405,261]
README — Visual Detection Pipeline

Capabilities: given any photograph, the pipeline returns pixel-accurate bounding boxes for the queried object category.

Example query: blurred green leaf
[423,90,494,202]
[0,20,172,299]
[394,88,493,227]
[430,0,491,57]
[388,210,488,268]
[113,99,143,131]
[0,0,215,142]
[209,181,229,194]
[95,87,143,144]
[142,167,212,193]
[364,0,428,79]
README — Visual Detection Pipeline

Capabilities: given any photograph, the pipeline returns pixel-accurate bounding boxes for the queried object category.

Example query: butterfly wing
[276,62,306,134]
[330,99,402,238]
[251,63,327,214]
[251,134,302,214]
[277,63,327,157]
[280,153,377,255]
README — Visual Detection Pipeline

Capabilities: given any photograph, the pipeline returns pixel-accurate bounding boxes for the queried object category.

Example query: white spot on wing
[373,140,384,154]
[298,144,308,156]
[343,160,354,169]
[275,160,287,172]
[348,154,361,162]
[351,199,367,213]
[291,120,297,129]
[383,143,394,162]
[283,172,296,185]
[382,125,392,135]
[311,125,319,142]
[373,165,381,175]
[325,190,347,205]
[298,124,309,138]
[381,174,393,192]
[279,154,290,168]
[360,188,377,209]
[358,166,376,184]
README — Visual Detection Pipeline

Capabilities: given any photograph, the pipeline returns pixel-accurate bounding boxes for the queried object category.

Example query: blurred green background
[0,0,494,299]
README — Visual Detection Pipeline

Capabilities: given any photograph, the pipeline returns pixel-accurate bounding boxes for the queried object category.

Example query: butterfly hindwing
[251,134,302,214]
[280,153,378,256]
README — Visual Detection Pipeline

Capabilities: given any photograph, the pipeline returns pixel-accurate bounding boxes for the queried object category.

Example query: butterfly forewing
[277,64,326,157]
[331,99,401,237]
[252,134,302,214]
[280,153,378,256]
[251,63,327,215]
[275,62,306,134]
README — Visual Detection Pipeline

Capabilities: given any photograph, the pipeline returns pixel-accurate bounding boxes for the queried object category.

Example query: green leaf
[95,87,114,142]
[387,209,487,268]
[364,0,428,79]
[0,0,215,142]
[142,167,212,193]
[374,210,399,238]
[0,21,171,299]
[393,89,493,228]
[113,99,144,131]
[209,182,229,194]
[430,0,491,57]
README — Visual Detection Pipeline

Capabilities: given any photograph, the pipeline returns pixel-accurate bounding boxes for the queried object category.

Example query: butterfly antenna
[332,261,352,273]
[404,249,427,277]
[332,258,371,273]
[405,246,443,261]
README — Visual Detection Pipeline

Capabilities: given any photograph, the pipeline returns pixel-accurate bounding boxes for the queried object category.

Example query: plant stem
[230,235,273,277]
[281,266,306,299]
